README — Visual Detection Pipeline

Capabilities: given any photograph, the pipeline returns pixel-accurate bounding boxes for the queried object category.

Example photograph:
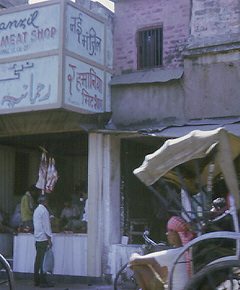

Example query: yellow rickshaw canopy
[133,128,240,208]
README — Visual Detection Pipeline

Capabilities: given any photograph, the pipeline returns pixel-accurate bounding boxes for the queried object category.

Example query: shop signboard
[0,56,59,111]
[66,4,104,66]
[0,0,112,115]
[0,3,60,59]
[65,55,104,113]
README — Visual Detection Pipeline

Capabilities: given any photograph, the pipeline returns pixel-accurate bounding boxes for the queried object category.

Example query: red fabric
[167,216,195,246]
[167,216,196,276]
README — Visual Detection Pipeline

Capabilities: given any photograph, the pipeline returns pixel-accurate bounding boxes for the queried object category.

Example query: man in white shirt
[33,195,54,288]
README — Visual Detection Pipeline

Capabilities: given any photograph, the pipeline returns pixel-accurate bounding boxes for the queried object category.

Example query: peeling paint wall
[184,51,240,119]
[112,52,240,126]
[111,80,186,126]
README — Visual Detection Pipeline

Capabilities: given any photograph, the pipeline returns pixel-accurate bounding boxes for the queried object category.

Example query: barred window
[138,27,163,69]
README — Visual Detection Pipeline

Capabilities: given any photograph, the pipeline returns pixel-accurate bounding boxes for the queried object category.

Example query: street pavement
[7,279,114,290]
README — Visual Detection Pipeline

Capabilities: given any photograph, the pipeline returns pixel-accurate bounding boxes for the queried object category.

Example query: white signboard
[65,55,104,113]
[0,1,111,115]
[0,55,59,111]
[0,4,60,58]
[66,4,104,65]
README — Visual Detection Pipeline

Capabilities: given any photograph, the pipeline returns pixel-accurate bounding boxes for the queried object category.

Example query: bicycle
[113,231,172,289]
[0,253,15,289]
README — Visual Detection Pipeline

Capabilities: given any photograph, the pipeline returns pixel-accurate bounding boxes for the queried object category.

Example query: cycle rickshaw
[114,127,240,289]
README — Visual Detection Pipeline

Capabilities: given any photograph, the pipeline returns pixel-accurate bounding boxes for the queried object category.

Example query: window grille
[138,27,163,69]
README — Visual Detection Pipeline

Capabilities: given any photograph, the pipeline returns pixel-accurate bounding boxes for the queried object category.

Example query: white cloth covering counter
[13,233,87,276]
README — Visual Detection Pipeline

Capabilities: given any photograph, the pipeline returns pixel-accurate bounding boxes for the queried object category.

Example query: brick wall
[113,0,191,75]
[191,0,240,39]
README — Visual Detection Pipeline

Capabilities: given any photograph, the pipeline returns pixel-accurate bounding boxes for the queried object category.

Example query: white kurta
[33,204,52,242]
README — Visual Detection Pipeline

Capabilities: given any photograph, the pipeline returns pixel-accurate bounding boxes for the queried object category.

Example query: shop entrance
[0,130,88,234]
[121,136,169,244]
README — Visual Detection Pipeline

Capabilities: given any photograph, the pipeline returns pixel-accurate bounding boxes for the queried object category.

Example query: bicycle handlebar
[143,230,166,247]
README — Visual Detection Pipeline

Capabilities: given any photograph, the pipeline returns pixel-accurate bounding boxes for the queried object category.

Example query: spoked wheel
[0,254,15,290]
[114,262,139,290]
[184,260,240,290]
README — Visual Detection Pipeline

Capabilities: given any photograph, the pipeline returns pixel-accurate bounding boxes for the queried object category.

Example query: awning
[138,117,240,138]
[0,110,112,137]
[109,68,184,85]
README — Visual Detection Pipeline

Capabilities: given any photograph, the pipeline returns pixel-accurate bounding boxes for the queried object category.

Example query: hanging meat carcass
[45,157,59,193]
[36,152,48,191]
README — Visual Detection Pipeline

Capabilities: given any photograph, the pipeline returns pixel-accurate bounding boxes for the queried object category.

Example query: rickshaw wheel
[113,262,139,290]
[0,254,15,290]
[184,260,240,290]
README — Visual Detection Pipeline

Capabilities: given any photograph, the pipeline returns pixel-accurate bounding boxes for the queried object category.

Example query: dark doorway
[121,137,168,244]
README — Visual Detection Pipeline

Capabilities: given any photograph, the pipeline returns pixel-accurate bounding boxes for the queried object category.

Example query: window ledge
[109,67,183,86]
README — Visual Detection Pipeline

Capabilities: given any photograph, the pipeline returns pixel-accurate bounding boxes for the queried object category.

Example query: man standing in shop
[33,195,54,288]
[21,185,39,232]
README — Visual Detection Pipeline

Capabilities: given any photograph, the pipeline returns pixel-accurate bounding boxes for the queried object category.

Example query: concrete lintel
[183,33,240,57]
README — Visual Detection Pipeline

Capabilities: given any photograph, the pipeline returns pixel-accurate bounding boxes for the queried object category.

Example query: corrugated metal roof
[89,116,240,138]
[141,117,240,138]
[109,67,184,85]
[147,124,222,137]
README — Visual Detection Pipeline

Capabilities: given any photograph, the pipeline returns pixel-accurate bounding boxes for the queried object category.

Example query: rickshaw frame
[132,127,240,289]
[0,253,15,289]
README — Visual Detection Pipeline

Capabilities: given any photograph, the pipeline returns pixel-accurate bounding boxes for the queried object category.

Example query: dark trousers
[34,240,48,285]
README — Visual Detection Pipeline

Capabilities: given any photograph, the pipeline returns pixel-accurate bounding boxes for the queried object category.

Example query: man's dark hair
[38,195,48,204]
[28,184,38,192]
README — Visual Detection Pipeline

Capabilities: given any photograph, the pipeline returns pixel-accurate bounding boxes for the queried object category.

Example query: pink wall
[113,0,191,75]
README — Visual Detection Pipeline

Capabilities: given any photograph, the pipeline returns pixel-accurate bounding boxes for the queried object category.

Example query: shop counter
[108,244,143,279]
[13,233,87,276]
[0,233,13,257]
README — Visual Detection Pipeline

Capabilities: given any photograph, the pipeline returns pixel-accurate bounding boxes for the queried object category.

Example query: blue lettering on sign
[69,13,102,56]
[0,10,39,32]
